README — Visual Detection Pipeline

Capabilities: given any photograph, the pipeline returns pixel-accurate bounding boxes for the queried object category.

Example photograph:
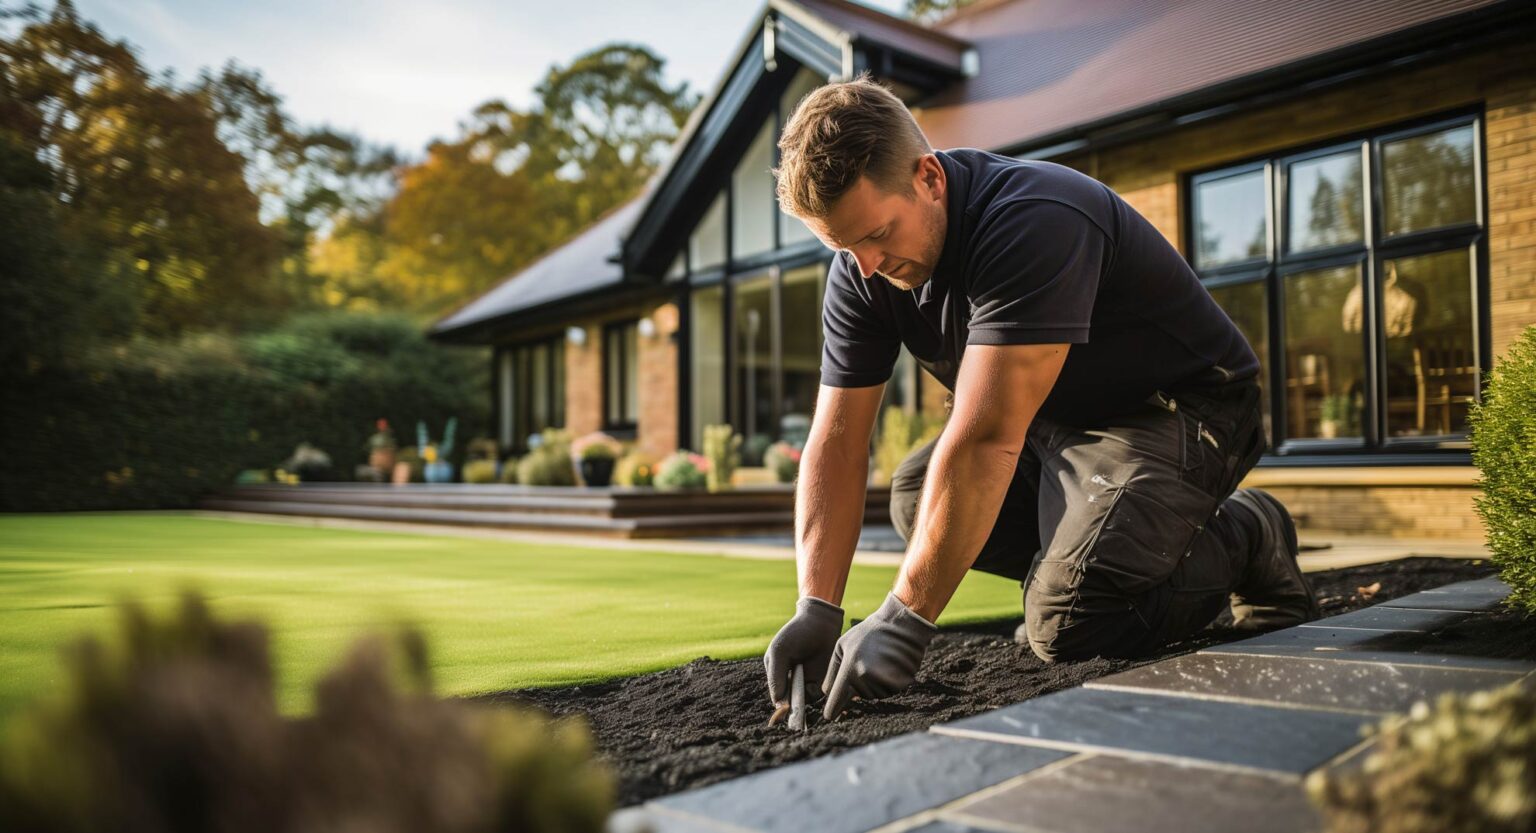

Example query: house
[428,0,1536,541]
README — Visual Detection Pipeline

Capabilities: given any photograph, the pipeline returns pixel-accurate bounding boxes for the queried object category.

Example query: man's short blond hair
[773,72,932,220]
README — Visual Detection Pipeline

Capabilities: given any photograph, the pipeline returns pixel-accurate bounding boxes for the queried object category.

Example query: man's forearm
[892,433,1022,622]
[794,435,870,605]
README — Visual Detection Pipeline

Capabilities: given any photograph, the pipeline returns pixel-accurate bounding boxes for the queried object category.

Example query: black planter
[579,457,616,487]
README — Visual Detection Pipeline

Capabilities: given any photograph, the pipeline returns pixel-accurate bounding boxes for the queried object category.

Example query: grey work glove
[764,596,844,705]
[822,592,938,721]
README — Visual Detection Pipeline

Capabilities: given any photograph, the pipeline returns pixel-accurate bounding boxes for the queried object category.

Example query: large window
[1188,113,1483,455]
[500,337,565,453]
[603,320,639,431]
[688,259,827,452]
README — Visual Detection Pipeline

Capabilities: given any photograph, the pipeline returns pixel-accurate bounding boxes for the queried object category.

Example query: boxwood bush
[0,310,487,511]
[1470,325,1536,613]
[1306,681,1536,833]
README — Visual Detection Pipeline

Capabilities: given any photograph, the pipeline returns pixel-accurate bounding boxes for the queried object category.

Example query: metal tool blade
[788,663,807,731]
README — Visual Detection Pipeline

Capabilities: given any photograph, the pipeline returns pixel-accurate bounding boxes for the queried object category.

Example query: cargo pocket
[1084,482,1205,598]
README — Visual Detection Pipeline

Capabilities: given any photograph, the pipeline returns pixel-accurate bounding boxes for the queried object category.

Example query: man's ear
[915,154,944,202]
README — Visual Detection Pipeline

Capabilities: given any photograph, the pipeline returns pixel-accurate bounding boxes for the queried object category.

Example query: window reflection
[1382,125,1476,236]
[1287,150,1364,252]
[733,274,775,451]
[1207,280,1271,444]
[1381,249,1478,437]
[690,284,725,449]
[1195,170,1267,268]
[780,264,824,445]
[1283,265,1365,439]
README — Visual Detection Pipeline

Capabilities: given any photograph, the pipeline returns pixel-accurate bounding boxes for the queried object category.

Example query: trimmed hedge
[0,311,488,511]
[1470,325,1536,613]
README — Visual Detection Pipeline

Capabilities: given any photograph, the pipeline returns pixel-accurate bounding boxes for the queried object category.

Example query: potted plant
[702,424,742,492]
[366,419,397,478]
[654,451,710,491]
[570,432,621,487]
[417,418,458,483]
[764,441,802,484]
[281,442,333,483]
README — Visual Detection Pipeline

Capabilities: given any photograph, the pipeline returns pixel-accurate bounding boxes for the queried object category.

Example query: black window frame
[1185,108,1488,463]
[501,335,566,455]
[602,319,640,435]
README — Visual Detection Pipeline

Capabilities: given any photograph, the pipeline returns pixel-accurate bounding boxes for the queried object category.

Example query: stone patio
[608,577,1531,833]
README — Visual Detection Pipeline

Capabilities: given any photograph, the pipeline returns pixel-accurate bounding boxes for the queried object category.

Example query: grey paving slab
[1205,622,1536,672]
[894,822,1001,833]
[606,806,736,833]
[947,754,1321,833]
[1378,577,1512,611]
[929,686,1372,775]
[1086,651,1524,714]
[1301,605,1473,632]
[651,731,1070,833]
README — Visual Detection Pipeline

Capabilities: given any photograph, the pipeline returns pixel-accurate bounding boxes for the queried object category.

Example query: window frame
[1185,108,1487,461]
[602,319,640,435]
[500,335,566,454]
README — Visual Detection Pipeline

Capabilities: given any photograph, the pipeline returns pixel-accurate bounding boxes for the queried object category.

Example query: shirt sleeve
[819,252,901,388]
[965,198,1111,346]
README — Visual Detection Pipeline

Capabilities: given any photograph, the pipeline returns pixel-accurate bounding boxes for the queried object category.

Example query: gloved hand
[822,592,938,721]
[763,595,844,705]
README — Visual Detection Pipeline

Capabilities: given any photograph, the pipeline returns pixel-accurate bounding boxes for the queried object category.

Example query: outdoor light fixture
[566,325,586,346]
[638,317,657,339]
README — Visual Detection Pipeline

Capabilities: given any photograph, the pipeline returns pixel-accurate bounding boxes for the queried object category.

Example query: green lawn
[0,513,1023,721]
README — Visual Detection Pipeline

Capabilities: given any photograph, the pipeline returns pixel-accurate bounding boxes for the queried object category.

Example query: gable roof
[916,0,1525,155]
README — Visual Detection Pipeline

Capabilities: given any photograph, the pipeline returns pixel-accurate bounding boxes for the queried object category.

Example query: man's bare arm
[893,343,1069,621]
[796,382,885,604]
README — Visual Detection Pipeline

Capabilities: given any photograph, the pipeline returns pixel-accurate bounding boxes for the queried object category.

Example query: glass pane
[1286,149,1364,252]
[733,119,776,259]
[499,349,514,447]
[690,191,727,272]
[551,340,565,429]
[666,251,685,281]
[733,274,776,450]
[1194,169,1267,268]
[1207,279,1272,446]
[1383,249,1478,438]
[624,322,639,423]
[1382,124,1476,236]
[690,285,725,450]
[531,343,551,433]
[1283,264,1366,440]
[780,263,825,445]
[778,67,823,248]
[605,328,622,425]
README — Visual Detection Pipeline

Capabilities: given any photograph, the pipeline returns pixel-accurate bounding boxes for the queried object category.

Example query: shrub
[1470,325,1536,613]
[654,451,708,490]
[518,449,576,487]
[0,592,615,833]
[1306,681,1536,833]
[764,441,801,484]
[874,406,945,486]
[462,460,498,484]
[701,424,742,492]
[614,452,656,487]
[498,456,521,484]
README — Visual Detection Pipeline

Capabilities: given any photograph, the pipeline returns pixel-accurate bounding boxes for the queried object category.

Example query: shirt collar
[916,149,967,309]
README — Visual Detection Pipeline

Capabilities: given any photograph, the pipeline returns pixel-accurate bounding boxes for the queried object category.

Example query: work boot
[1226,488,1320,631]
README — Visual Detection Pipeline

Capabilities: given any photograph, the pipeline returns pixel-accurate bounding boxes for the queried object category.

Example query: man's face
[804,153,947,292]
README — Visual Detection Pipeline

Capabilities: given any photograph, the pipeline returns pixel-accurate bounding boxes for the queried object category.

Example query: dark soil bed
[482,557,1500,807]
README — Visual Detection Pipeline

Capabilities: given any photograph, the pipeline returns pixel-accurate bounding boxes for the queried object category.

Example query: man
[761,75,1320,724]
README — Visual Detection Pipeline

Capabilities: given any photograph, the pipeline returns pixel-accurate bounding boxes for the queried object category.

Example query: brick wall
[637,301,680,458]
[1051,38,1536,541]
[564,323,602,439]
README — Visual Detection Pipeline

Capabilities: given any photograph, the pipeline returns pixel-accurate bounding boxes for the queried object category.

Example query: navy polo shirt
[819,148,1259,424]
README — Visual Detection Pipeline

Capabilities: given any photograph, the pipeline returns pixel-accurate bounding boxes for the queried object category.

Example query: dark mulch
[480,557,1501,807]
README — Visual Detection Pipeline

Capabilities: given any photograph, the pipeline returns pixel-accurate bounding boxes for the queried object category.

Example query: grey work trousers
[890,380,1269,662]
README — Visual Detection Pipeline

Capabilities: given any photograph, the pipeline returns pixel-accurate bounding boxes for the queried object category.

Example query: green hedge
[1470,325,1536,613]
[0,310,488,511]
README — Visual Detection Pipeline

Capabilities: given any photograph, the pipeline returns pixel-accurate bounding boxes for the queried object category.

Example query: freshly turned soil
[481,557,1502,807]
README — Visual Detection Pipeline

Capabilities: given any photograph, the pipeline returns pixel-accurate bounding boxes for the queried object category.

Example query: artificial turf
[0,512,1024,721]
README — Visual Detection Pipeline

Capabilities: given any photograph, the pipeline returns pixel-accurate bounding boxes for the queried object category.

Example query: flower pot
[391,461,413,485]
[369,447,397,476]
[424,461,455,483]
[579,457,615,488]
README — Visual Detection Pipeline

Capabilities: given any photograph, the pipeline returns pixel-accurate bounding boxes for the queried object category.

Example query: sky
[69,0,908,158]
